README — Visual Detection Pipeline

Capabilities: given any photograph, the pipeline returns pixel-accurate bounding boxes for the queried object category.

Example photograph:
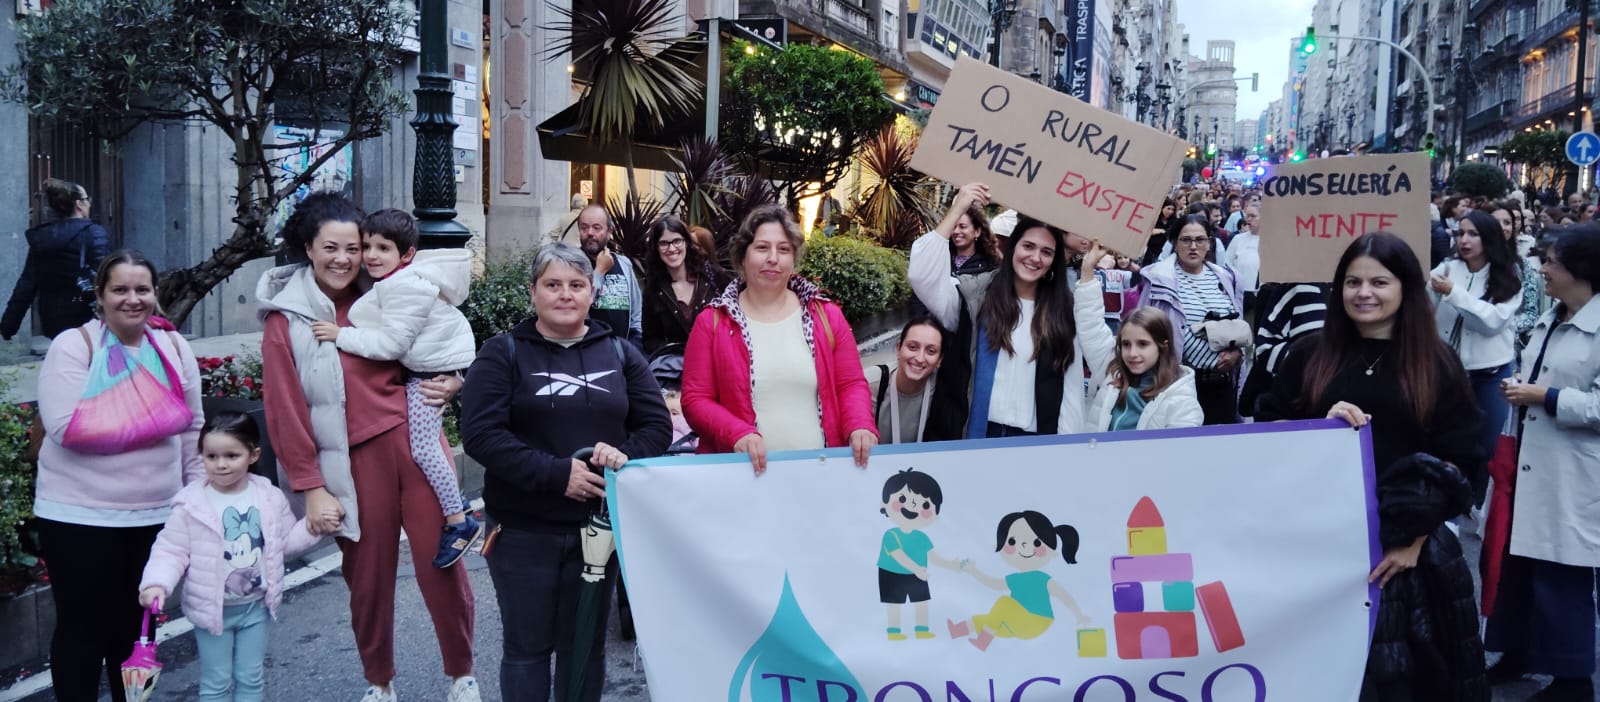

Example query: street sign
[1567,132,1600,167]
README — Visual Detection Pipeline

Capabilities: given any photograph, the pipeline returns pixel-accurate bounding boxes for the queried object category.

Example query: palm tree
[544,0,704,197]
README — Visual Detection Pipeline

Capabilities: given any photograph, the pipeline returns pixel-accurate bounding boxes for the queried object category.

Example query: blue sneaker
[432,514,484,569]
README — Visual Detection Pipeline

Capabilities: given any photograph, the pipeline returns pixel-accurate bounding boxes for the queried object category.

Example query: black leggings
[37,519,162,702]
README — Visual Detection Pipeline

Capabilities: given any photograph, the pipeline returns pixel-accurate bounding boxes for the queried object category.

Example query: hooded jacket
[460,318,671,532]
[2,218,108,339]
[139,475,321,635]
[680,277,877,455]
[336,248,476,374]
[255,264,362,540]
[1084,366,1205,432]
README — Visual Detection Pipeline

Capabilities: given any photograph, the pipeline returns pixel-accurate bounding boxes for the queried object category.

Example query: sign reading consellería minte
[910,55,1190,256]
[1257,152,1431,284]
[611,421,1379,700]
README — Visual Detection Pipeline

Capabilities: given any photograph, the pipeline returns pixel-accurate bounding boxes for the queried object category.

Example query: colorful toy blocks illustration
[1110,497,1245,660]
[1161,581,1195,612]
[1126,496,1168,555]
[1113,611,1199,659]
[1197,582,1245,652]
[1077,628,1108,658]
[1109,553,1193,584]
[1113,582,1144,613]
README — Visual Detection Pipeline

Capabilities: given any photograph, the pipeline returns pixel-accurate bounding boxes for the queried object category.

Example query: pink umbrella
[120,603,162,701]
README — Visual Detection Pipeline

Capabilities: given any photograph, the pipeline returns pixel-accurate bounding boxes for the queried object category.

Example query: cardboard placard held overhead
[1256,152,1431,284]
[910,55,1189,256]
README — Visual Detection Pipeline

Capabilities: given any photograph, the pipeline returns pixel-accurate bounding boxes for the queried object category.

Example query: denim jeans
[193,600,270,702]
[486,527,616,702]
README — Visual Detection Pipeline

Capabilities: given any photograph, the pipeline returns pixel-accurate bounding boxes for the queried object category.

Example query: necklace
[1360,351,1385,376]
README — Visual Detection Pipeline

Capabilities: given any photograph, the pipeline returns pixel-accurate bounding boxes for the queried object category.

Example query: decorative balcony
[1513,83,1590,126]
[1465,99,1511,133]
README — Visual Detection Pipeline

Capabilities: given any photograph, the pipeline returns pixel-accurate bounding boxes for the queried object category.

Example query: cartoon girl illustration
[948,510,1090,651]
[222,506,265,598]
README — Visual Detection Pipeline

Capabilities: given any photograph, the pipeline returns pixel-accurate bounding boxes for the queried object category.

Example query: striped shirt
[1177,268,1236,369]
[1253,283,1330,374]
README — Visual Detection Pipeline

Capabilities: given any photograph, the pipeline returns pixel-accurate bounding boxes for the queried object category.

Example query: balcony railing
[1514,83,1582,122]
[824,0,872,37]
[1465,100,1511,132]
[1522,4,1596,52]
[1467,0,1498,20]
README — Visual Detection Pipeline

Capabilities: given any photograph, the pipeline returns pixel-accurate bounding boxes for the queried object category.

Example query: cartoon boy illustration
[949,510,1091,651]
[878,469,960,641]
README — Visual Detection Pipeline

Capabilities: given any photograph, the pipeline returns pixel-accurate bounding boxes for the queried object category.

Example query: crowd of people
[14,171,1600,702]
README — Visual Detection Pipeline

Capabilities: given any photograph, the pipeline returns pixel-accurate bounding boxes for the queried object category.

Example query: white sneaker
[360,684,397,702]
[446,677,481,702]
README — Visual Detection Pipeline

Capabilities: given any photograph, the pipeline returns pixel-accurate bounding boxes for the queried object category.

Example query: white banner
[609,421,1379,701]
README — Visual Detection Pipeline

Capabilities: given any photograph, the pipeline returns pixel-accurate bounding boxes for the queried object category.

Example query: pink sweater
[140,475,321,635]
[34,320,204,522]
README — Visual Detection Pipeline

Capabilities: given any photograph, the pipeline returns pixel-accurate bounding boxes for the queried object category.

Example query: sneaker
[359,684,396,702]
[433,514,485,569]
[446,677,481,702]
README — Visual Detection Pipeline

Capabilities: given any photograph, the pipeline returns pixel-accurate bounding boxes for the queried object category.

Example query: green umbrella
[567,448,615,702]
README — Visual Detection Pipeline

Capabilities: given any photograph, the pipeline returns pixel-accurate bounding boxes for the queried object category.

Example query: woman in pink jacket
[139,412,320,701]
[682,204,878,474]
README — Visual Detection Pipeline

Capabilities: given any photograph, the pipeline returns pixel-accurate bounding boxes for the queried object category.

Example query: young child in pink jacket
[139,412,321,701]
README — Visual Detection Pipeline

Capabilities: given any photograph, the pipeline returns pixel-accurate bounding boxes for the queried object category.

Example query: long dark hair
[1302,233,1459,427]
[1166,213,1219,264]
[950,204,1002,264]
[644,215,709,284]
[977,216,1077,373]
[1458,209,1521,303]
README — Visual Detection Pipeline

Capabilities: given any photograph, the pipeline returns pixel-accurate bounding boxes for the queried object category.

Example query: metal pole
[1571,0,1590,196]
[706,18,721,142]
[411,0,470,248]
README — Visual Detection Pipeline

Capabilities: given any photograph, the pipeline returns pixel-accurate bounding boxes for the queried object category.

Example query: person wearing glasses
[1136,213,1246,424]
[3,178,110,342]
[642,215,729,354]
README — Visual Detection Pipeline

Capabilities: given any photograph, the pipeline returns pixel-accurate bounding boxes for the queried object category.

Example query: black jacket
[2,218,108,339]
[1365,454,1486,702]
[641,264,728,354]
[460,318,671,532]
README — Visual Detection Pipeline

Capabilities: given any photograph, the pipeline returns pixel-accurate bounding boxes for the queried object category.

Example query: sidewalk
[0,332,262,404]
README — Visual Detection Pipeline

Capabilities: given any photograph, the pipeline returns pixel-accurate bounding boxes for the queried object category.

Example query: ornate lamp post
[411,0,470,248]
[987,0,1021,67]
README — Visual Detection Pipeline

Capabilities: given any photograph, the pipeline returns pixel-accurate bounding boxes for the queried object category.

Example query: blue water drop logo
[728,574,864,702]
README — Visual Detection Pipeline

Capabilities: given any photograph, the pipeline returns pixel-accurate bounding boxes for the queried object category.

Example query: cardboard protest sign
[910,55,1189,256]
[1257,152,1431,284]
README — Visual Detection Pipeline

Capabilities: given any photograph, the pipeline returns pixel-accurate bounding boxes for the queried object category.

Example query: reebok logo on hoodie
[531,370,616,397]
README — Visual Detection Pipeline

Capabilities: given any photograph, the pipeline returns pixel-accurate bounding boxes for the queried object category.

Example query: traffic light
[1206,143,1217,157]
[1423,132,1437,158]
[1302,27,1317,55]
[1290,150,1305,162]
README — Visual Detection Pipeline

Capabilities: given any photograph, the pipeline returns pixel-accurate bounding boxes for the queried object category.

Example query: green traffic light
[1302,27,1317,55]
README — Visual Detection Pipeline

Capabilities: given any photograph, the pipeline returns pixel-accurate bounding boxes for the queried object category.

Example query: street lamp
[410,0,469,248]
[987,0,1021,68]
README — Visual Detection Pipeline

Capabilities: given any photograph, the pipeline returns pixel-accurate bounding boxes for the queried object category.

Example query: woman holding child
[258,194,478,702]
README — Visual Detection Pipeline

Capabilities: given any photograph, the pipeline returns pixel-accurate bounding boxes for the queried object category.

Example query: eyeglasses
[656,238,687,251]
[1176,236,1211,248]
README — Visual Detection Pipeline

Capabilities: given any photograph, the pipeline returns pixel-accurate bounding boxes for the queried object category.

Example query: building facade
[1184,40,1240,154]
[1106,0,1184,130]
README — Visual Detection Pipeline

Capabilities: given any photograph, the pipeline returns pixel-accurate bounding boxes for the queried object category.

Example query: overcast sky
[1176,0,1317,121]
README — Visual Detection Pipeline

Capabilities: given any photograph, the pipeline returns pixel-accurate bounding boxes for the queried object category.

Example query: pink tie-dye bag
[61,326,192,454]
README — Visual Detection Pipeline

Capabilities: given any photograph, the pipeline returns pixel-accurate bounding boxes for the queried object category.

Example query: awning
[536,39,709,172]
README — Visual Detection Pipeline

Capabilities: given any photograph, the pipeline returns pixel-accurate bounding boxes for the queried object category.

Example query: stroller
[648,344,698,455]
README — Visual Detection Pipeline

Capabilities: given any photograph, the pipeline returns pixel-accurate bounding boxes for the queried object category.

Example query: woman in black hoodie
[2,178,109,341]
[460,243,671,702]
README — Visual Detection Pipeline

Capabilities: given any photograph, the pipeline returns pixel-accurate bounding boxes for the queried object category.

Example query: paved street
[5,511,1593,701]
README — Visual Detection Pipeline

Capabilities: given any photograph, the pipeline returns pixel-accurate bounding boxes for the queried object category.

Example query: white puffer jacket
[1084,366,1205,432]
[338,249,476,374]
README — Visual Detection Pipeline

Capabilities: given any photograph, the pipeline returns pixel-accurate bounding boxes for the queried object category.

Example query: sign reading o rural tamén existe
[911,55,1190,256]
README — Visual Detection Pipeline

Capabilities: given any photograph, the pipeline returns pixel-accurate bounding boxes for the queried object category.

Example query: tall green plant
[668,137,735,230]
[850,126,936,250]
[606,191,666,267]
[544,0,704,197]
[721,40,894,206]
